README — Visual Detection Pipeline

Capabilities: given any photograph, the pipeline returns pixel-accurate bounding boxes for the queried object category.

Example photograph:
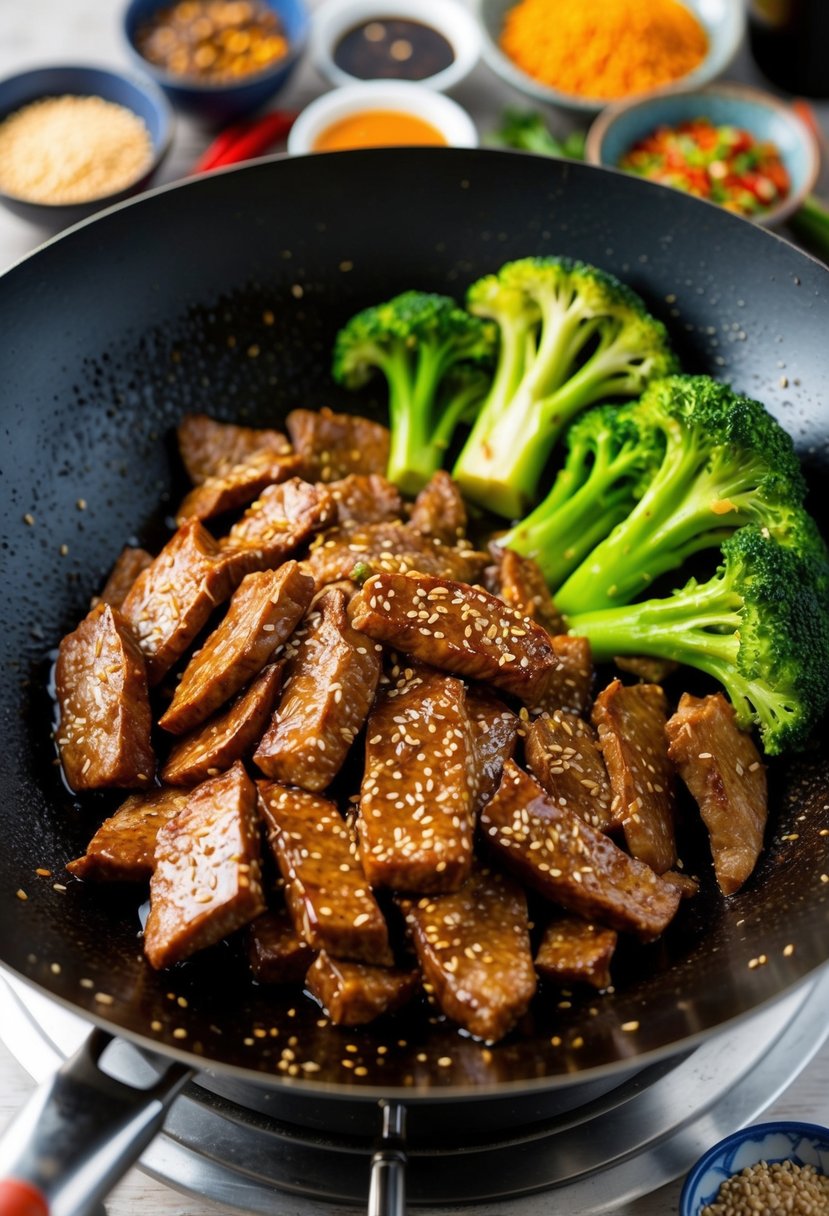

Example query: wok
[1,148,828,1214]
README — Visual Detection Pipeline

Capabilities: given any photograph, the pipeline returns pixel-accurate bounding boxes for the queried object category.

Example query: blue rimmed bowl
[123,0,309,124]
[680,1121,829,1215]
[586,83,820,227]
[0,64,173,230]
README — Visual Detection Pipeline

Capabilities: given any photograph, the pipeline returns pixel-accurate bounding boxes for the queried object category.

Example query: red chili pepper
[191,110,298,174]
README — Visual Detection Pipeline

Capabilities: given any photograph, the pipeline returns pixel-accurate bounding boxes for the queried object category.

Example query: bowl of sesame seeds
[680,1121,829,1216]
[0,64,173,230]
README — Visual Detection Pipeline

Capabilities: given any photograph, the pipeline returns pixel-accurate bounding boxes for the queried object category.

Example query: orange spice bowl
[473,0,745,116]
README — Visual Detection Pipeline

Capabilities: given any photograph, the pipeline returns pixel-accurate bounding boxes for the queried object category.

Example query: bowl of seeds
[0,64,173,230]
[680,1121,829,1216]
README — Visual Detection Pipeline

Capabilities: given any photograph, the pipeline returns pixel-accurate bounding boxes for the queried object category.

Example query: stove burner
[2,971,828,1214]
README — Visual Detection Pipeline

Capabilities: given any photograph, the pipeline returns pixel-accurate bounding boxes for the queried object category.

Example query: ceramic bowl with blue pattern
[586,83,819,227]
[680,1121,829,1215]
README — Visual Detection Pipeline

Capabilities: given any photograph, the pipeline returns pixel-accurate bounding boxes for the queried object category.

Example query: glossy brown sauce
[333,17,455,81]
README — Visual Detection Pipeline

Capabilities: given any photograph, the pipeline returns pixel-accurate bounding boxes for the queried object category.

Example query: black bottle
[748,0,829,97]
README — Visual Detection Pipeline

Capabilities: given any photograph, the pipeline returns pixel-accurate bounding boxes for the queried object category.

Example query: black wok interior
[1,149,828,1098]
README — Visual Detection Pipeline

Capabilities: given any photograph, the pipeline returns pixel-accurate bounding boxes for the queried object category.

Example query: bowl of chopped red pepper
[586,83,819,227]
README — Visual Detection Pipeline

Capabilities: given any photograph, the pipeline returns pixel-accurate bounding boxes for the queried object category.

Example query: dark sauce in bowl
[333,17,455,81]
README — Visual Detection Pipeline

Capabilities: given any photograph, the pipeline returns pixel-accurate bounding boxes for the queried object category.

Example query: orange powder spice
[500,0,708,101]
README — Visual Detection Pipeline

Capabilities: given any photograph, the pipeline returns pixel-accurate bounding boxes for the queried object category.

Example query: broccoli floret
[554,375,807,616]
[488,109,586,160]
[451,256,677,518]
[498,402,665,588]
[331,290,496,495]
[566,522,829,755]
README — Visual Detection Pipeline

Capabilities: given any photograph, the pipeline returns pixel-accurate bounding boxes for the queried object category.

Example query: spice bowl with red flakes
[586,83,820,227]
[122,0,310,122]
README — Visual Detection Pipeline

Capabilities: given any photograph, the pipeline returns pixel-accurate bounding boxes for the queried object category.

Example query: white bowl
[287,80,478,154]
[310,0,481,92]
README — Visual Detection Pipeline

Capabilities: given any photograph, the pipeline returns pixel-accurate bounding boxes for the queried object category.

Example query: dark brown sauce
[332,17,455,81]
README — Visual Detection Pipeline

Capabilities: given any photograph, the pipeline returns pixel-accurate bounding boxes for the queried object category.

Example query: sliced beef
[254,588,381,791]
[177,413,292,485]
[94,546,154,610]
[357,665,477,894]
[661,870,700,899]
[285,407,390,482]
[325,474,404,525]
[55,602,155,791]
[489,547,565,636]
[176,449,306,524]
[401,865,536,1042]
[592,680,677,874]
[408,471,467,544]
[306,521,488,589]
[534,916,617,990]
[159,563,313,735]
[143,762,265,969]
[306,953,420,1025]
[614,655,679,684]
[66,787,190,883]
[258,781,392,965]
[350,572,560,704]
[666,692,768,896]
[246,907,316,984]
[220,479,337,564]
[120,518,256,685]
[466,686,518,813]
[161,663,284,786]
[525,710,614,831]
[480,762,681,941]
[535,635,594,716]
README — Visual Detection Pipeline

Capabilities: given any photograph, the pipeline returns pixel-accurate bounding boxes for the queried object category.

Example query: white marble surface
[2,4,829,1214]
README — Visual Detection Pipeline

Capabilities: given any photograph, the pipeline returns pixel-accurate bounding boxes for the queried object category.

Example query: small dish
[122,0,309,124]
[680,1121,829,1215]
[310,0,481,92]
[586,83,820,228]
[0,64,173,231]
[287,80,478,154]
[474,0,745,117]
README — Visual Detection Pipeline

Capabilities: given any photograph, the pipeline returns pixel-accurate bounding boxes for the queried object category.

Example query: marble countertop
[1,4,828,1213]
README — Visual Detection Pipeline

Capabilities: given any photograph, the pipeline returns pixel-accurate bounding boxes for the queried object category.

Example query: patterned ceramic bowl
[680,1121,829,1215]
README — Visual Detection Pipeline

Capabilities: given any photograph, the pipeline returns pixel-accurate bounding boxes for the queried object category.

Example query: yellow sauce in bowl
[312,109,447,151]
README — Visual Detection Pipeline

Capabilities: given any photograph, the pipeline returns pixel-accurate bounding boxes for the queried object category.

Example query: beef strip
[258,781,392,965]
[614,655,679,684]
[306,953,420,1025]
[525,710,614,831]
[285,407,390,482]
[466,686,518,813]
[177,414,292,485]
[246,907,316,984]
[306,521,488,589]
[55,602,155,791]
[480,762,681,941]
[489,547,565,636]
[534,636,594,716]
[143,762,265,969]
[94,546,154,610]
[666,692,768,896]
[401,864,536,1041]
[66,787,190,883]
[408,471,467,544]
[161,662,284,786]
[176,450,306,524]
[159,563,313,735]
[219,479,337,564]
[357,665,477,894]
[325,474,404,525]
[534,916,617,990]
[661,870,700,899]
[350,572,560,704]
[120,517,259,685]
[254,588,381,791]
[592,680,677,874]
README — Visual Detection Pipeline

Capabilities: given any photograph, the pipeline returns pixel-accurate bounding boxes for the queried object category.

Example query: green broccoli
[331,290,496,495]
[566,520,829,755]
[451,256,677,518]
[498,402,665,588]
[488,109,587,160]
[554,375,807,616]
